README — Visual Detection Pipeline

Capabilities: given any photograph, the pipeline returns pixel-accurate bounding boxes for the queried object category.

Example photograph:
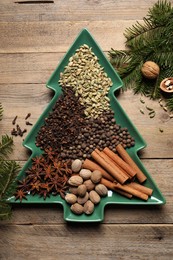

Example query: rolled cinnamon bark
[114,182,148,201]
[82,159,114,182]
[116,144,147,183]
[91,149,129,184]
[126,182,153,196]
[100,178,132,199]
[103,147,137,178]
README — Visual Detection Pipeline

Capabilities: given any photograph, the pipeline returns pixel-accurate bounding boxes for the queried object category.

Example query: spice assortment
[13,30,165,221]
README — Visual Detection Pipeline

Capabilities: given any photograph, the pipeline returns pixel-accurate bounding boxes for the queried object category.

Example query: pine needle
[109,0,173,111]
[0,135,14,160]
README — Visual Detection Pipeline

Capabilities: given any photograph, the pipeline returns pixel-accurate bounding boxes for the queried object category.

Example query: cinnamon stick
[114,182,148,201]
[100,178,132,199]
[103,147,137,178]
[116,144,147,183]
[126,182,153,196]
[82,159,114,182]
[100,151,130,179]
[91,148,129,184]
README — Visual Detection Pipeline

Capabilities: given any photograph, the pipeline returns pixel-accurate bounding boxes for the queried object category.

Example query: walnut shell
[84,200,95,215]
[71,203,84,215]
[141,61,160,79]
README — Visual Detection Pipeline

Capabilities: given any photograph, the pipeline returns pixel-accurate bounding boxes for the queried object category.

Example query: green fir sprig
[109,0,173,110]
[0,103,20,220]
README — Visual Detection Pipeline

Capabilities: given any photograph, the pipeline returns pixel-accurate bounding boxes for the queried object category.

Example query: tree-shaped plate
[10,28,166,222]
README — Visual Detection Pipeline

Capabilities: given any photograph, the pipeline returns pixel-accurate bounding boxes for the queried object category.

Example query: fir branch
[166,97,173,111]
[0,202,12,220]
[0,160,20,201]
[0,135,14,160]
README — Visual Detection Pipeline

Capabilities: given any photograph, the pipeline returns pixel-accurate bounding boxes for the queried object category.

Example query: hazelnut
[83,200,95,215]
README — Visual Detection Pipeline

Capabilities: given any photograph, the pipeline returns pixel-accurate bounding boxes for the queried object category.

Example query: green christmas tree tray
[10,28,166,222]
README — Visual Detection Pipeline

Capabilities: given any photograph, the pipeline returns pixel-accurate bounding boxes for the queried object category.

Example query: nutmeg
[68,175,83,186]
[79,169,92,180]
[89,190,101,204]
[71,159,83,172]
[65,193,77,204]
[91,170,102,184]
[141,61,160,79]
[71,203,84,215]
[77,192,89,205]
[83,200,95,215]
[95,184,108,196]
[77,184,87,197]
[83,179,95,191]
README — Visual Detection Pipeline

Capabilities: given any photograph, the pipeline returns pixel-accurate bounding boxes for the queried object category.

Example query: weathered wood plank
[0,224,173,260]
[1,159,171,225]
[0,84,172,159]
[0,20,139,53]
[0,0,157,22]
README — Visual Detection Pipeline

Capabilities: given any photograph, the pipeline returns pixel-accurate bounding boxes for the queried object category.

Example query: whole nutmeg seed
[89,190,101,204]
[68,175,83,186]
[71,203,84,215]
[71,159,83,172]
[77,184,87,197]
[65,193,77,204]
[77,192,89,205]
[95,184,108,197]
[79,169,92,180]
[84,200,95,215]
[141,61,160,79]
[69,186,78,195]
[91,170,102,184]
[83,179,95,191]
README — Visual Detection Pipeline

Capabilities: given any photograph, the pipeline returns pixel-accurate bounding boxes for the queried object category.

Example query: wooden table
[0,1,173,259]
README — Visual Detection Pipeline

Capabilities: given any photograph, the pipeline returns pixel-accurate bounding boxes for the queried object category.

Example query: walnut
[141,61,160,79]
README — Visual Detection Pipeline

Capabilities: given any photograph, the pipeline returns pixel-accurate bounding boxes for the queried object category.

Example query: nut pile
[65,159,108,215]
[59,44,113,118]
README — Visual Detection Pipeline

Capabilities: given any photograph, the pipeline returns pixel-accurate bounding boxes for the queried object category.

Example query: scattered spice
[140,109,144,114]
[25,113,31,120]
[159,128,164,133]
[140,98,145,104]
[25,121,33,126]
[12,115,18,125]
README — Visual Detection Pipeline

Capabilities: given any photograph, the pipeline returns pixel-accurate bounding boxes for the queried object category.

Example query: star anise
[15,189,28,202]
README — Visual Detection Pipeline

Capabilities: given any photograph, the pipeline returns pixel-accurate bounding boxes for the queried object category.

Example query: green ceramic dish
[10,28,166,222]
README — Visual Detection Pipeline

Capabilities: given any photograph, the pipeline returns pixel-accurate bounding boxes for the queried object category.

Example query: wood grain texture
[0,0,173,258]
[0,224,173,260]
[0,0,158,22]
[0,20,140,53]
[0,84,172,159]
